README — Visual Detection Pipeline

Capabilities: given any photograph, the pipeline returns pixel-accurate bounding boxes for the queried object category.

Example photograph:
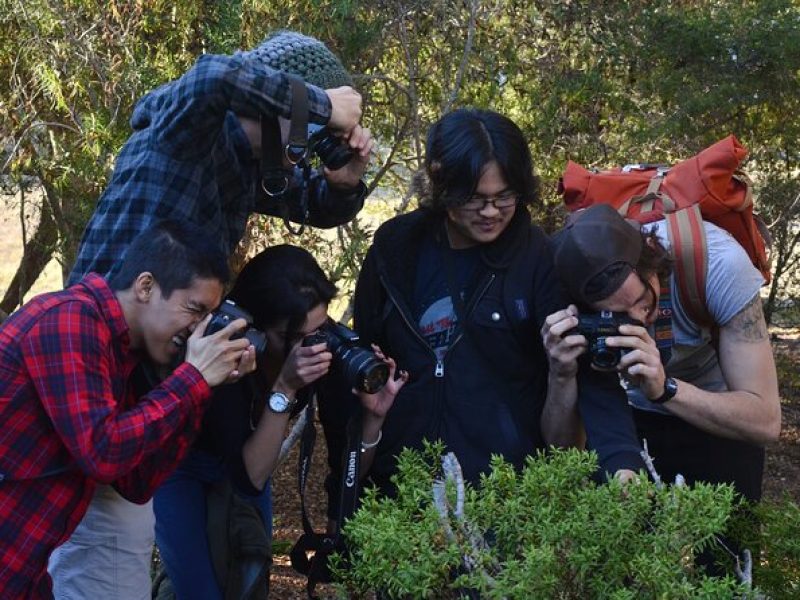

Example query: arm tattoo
[727,294,768,342]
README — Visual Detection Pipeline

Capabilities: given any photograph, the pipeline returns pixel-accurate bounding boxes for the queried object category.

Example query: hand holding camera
[276,334,334,395]
[185,313,255,387]
[605,321,666,401]
[541,304,586,378]
[355,344,408,420]
[301,321,389,394]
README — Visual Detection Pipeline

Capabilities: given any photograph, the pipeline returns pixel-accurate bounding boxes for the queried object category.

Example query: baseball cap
[553,204,643,305]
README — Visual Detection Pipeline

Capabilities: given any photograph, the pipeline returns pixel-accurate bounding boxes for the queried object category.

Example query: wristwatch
[267,391,296,414]
[651,377,678,405]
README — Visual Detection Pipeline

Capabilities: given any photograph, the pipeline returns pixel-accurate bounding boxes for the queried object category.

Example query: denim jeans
[153,449,272,600]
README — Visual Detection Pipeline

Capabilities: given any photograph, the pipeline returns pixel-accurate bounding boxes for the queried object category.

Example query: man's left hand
[323,125,373,189]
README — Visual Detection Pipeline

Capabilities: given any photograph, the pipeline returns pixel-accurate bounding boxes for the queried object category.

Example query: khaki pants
[48,484,154,600]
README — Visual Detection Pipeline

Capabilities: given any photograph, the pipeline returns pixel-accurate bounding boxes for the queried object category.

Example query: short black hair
[418,108,540,213]
[228,245,337,353]
[108,220,230,297]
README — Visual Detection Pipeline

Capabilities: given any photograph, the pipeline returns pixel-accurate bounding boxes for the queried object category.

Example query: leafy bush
[332,443,799,599]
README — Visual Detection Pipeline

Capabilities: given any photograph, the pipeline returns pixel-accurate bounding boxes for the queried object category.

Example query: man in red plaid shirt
[0,220,256,598]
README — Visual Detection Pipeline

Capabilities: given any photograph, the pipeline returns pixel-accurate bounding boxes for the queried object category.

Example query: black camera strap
[260,75,313,235]
[290,399,363,599]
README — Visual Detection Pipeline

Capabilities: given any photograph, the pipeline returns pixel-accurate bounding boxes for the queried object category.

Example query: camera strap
[260,75,313,235]
[290,399,363,599]
[654,285,674,365]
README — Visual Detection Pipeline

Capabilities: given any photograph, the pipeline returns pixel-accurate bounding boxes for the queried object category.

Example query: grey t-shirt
[626,220,765,414]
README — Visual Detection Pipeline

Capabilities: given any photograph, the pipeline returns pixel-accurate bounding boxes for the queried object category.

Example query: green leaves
[335,447,780,599]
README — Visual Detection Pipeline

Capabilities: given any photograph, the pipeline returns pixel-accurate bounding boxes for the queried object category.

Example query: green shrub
[332,443,793,599]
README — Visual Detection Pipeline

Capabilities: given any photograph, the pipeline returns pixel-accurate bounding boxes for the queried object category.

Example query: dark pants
[633,409,765,502]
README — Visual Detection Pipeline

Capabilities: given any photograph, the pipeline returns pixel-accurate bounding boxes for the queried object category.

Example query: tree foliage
[2,0,799,321]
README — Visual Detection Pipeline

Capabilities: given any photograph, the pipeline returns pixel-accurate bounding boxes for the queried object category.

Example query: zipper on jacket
[440,272,497,369]
[434,361,444,378]
[379,275,439,363]
[379,272,496,380]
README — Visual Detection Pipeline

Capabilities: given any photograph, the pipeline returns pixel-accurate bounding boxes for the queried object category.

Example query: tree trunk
[0,198,59,316]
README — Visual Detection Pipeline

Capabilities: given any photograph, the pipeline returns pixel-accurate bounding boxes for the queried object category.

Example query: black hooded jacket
[320,206,644,508]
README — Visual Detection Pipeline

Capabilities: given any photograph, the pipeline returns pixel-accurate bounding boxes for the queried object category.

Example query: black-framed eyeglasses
[456,191,519,212]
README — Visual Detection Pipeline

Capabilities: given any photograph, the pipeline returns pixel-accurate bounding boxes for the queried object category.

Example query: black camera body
[307,124,354,171]
[205,300,268,357]
[570,310,642,370]
[302,321,389,394]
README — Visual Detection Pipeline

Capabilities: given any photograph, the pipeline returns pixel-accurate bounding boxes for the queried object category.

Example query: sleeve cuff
[163,362,213,414]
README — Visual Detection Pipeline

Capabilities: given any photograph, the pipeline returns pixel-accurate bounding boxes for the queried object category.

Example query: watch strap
[651,377,678,405]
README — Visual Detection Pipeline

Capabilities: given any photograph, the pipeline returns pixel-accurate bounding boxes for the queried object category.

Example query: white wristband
[360,429,382,452]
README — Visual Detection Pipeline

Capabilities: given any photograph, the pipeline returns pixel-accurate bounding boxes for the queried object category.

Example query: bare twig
[734,548,753,589]
[442,0,479,113]
[640,439,663,489]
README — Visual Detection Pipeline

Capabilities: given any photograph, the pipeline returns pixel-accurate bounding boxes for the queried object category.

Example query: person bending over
[549,204,780,499]
[0,220,255,598]
[53,30,372,600]
[153,245,406,599]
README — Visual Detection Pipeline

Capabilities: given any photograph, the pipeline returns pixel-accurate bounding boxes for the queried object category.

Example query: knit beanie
[244,30,353,90]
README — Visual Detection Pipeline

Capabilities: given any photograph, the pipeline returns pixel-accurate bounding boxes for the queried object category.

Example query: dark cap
[554,204,642,305]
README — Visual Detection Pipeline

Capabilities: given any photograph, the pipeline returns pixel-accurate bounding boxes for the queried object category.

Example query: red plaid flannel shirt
[0,274,211,598]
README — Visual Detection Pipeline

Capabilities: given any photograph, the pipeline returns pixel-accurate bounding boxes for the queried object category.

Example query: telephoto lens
[302,322,389,393]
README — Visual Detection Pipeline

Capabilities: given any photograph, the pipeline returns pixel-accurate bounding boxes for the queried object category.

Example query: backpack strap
[664,204,713,327]
[622,178,714,329]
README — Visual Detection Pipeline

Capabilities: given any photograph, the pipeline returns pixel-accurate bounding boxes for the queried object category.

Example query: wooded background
[2,0,799,324]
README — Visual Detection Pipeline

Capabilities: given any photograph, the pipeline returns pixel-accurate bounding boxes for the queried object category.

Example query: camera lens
[335,345,389,394]
[308,126,353,171]
[591,338,620,370]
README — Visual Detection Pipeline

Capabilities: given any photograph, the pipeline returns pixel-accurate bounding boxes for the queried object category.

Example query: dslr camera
[205,300,268,357]
[570,310,642,370]
[302,321,389,394]
[307,124,354,171]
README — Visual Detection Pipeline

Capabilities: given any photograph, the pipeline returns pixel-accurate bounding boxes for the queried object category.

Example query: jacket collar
[77,273,131,347]
[373,205,532,283]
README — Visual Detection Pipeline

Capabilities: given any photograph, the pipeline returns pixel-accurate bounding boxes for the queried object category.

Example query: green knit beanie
[246,30,353,90]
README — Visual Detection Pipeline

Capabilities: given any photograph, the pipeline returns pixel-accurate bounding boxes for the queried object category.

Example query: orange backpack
[559,135,771,327]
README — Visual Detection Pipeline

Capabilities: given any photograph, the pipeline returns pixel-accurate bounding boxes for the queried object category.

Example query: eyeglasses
[456,191,519,212]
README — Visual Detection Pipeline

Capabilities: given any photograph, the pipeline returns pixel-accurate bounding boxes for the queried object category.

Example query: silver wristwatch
[267,391,296,414]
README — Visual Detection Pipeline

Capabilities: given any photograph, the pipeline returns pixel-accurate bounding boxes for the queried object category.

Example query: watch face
[665,377,678,398]
[269,392,291,413]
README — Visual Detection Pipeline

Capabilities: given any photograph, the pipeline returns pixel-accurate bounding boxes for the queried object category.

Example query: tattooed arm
[660,293,781,445]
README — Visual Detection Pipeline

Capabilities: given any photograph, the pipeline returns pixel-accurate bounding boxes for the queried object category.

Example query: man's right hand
[541,305,587,378]
[325,86,362,133]
[185,315,254,387]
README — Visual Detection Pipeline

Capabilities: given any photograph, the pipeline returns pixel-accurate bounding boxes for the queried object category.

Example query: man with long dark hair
[321,109,644,518]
